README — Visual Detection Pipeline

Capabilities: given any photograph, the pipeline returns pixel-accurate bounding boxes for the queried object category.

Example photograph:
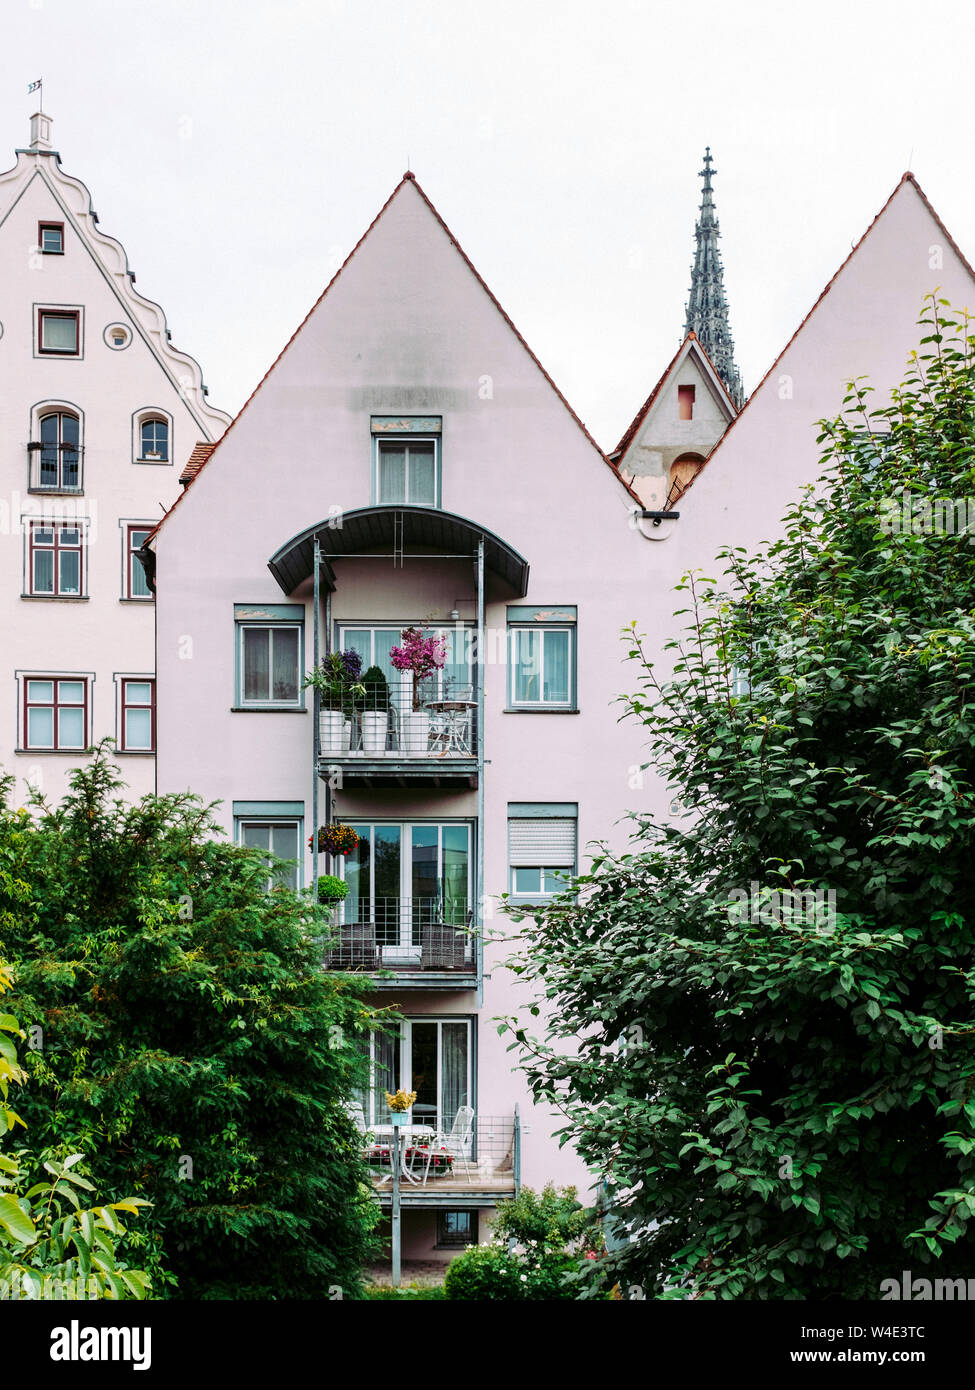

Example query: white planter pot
[402,711,430,755]
[342,719,352,752]
[319,709,346,753]
[361,711,388,753]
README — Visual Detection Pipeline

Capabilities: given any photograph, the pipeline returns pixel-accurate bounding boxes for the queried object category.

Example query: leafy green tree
[1,958,151,1299]
[502,299,975,1299]
[0,748,384,1299]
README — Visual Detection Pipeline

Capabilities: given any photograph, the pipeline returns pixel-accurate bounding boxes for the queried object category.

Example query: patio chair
[421,1105,475,1186]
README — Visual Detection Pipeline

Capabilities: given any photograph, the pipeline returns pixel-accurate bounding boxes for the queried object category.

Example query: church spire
[683,147,744,408]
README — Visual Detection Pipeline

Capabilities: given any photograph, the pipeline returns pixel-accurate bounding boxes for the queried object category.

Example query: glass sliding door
[338,625,473,748]
[343,822,471,960]
[361,1019,471,1133]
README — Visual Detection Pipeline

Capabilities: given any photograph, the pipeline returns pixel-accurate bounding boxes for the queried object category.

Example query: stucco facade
[0,114,229,808]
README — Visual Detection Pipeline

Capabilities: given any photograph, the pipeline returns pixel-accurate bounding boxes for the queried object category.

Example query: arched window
[669,452,706,505]
[37,411,81,490]
[140,417,169,462]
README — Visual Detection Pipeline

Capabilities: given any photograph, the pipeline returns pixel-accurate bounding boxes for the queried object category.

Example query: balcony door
[343,821,471,962]
[360,1017,471,1131]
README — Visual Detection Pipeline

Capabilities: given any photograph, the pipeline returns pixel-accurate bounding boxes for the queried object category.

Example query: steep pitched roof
[610,330,738,464]
[681,172,975,498]
[150,171,640,540]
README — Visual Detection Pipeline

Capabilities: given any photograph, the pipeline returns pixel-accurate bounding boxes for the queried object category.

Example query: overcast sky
[5,0,975,451]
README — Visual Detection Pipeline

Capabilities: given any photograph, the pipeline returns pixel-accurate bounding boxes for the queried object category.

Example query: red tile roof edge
[148,171,641,543]
[178,440,217,485]
[681,172,975,499]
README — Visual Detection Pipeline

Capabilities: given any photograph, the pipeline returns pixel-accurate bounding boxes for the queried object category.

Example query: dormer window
[38,223,63,255]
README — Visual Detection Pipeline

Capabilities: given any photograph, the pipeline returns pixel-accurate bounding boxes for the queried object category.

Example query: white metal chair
[421,1105,475,1185]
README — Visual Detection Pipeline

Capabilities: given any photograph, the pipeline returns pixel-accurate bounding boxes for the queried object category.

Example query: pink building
[0,113,229,808]
[149,172,667,1261]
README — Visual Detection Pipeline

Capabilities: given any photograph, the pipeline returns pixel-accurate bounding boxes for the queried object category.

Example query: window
[437,1210,478,1248]
[342,821,472,958]
[234,817,302,891]
[26,520,86,597]
[119,679,155,752]
[124,525,153,600]
[38,223,63,254]
[139,418,169,462]
[375,439,439,506]
[33,411,81,490]
[678,383,695,420]
[507,607,577,708]
[37,309,80,356]
[234,606,304,709]
[354,1017,472,1131]
[23,677,88,750]
[339,622,473,710]
[508,803,577,900]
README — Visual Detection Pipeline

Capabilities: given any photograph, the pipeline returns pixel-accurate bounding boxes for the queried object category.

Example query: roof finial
[683,146,744,409]
[29,109,52,152]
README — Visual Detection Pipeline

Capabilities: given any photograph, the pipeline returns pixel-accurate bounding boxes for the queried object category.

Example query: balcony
[323,897,477,990]
[368,1113,519,1207]
[317,678,479,789]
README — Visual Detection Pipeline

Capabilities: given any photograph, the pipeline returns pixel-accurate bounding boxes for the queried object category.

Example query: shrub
[443,1243,528,1300]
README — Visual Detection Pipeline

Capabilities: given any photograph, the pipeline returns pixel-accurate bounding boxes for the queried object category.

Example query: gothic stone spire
[683,147,745,408]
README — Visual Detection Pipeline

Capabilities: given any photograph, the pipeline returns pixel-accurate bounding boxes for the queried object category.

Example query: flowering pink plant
[390,626,447,709]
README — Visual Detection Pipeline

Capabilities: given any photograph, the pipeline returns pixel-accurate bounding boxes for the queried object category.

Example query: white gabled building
[0,113,230,806]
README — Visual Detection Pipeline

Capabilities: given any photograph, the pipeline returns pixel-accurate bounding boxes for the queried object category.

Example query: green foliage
[360,666,390,710]
[0,748,387,1299]
[500,299,975,1300]
[444,1184,594,1300]
[317,874,349,905]
[1,959,151,1299]
[492,1182,588,1249]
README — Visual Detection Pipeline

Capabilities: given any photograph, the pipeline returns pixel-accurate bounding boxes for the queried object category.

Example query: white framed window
[25,519,87,597]
[38,222,64,255]
[508,803,577,900]
[236,624,302,707]
[20,674,91,751]
[235,817,302,891]
[132,409,173,465]
[355,1017,472,1132]
[507,611,576,708]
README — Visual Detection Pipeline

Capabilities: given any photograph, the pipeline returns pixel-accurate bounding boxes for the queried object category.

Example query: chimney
[29,112,52,151]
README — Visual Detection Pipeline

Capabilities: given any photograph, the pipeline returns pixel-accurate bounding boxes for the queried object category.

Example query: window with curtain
[508,624,575,707]
[236,621,302,707]
[236,820,301,891]
[375,439,439,507]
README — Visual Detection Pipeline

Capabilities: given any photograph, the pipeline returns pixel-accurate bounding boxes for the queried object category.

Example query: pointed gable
[611,333,737,510]
[678,173,975,547]
[153,171,638,536]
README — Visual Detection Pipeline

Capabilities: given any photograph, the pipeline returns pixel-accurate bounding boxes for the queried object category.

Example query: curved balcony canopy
[267,505,530,597]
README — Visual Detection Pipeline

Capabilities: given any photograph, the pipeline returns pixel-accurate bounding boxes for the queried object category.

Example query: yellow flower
[385,1089,417,1113]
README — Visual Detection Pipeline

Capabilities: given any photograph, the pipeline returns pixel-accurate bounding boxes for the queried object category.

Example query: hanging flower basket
[309,823,359,857]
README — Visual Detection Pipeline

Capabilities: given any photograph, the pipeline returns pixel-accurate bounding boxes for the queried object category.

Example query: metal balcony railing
[27,442,84,493]
[323,896,475,972]
[318,676,478,759]
[366,1114,518,1190]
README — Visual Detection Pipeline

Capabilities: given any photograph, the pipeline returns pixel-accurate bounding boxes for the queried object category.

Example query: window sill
[230,705,307,713]
[21,594,89,602]
[15,747,88,756]
[133,458,172,467]
[116,749,155,756]
[27,487,84,496]
[503,707,579,714]
[119,597,154,604]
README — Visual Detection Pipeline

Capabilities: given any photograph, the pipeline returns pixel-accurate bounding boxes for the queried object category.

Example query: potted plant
[385,1088,417,1127]
[303,650,365,752]
[359,665,390,753]
[310,823,359,859]
[316,873,349,907]
[390,627,446,754]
